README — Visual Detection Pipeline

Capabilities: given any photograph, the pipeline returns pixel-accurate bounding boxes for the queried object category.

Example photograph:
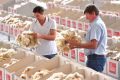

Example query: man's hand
[32,33,40,38]
[68,39,80,49]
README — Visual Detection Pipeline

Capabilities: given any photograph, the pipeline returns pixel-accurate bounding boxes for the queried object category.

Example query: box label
[0,70,3,80]
[10,27,13,35]
[6,74,11,80]
[72,21,76,29]
[109,62,116,74]
[78,22,82,30]
[61,18,66,26]
[64,52,69,57]
[55,17,60,24]
[84,23,89,31]
[67,20,71,27]
[114,31,120,36]
[71,49,76,59]
[107,29,113,37]
[79,52,85,62]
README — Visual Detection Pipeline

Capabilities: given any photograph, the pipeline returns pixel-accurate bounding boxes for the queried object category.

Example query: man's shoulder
[47,17,56,23]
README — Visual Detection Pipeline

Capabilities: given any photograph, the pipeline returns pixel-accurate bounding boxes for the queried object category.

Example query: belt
[87,54,105,60]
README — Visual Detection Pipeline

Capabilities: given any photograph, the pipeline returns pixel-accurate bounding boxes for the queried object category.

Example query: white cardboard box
[62,51,70,59]
[4,69,13,80]
[77,49,87,66]
[6,54,35,73]
[0,67,4,80]
[70,49,78,62]
[107,58,120,80]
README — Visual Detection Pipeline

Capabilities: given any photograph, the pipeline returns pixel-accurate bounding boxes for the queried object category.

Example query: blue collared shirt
[84,16,107,56]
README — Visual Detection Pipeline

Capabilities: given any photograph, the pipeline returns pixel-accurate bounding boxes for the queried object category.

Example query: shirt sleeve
[89,23,102,41]
[50,19,57,30]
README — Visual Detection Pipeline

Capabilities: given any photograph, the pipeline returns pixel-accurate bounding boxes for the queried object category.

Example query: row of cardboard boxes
[0,55,117,80]
[51,15,120,37]
[0,22,120,79]
[0,23,23,37]
[0,18,120,39]
[62,48,120,80]
[47,2,120,17]
[0,1,120,37]
[0,41,117,80]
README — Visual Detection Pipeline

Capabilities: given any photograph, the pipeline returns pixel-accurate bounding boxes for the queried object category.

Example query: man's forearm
[77,42,97,49]
[38,34,56,40]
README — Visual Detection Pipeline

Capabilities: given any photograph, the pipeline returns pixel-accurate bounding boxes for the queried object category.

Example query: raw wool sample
[90,72,99,80]
[106,49,120,61]
[3,58,19,68]
[0,48,17,61]
[16,31,38,48]
[0,41,11,49]
[31,69,50,80]
[1,14,32,30]
[20,73,28,79]
[47,72,66,80]
[64,72,84,80]
[55,32,70,53]
[22,66,35,74]
[110,52,120,61]
[20,66,35,79]
[56,28,82,53]
[0,10,8,21]
[60,28,82,44]
[107,36,120,51]
[47,72,84,80]
[0,48,8,52]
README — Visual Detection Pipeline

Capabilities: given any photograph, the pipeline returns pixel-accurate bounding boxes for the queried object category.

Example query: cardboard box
[4,70,13,80]
[77,64,117,80]
[107,28,113,37]
[9,55,117,80]
[0,23,4,32]
[6,54,35,73]
[54,16,60,25]
[107,58,120,80]
[9,26,14,36]
[41,64,73,80]
[70,49,78,62]
[98,72,118,80]
[62,51,70,59]
[84,23,89,31]
[15,55,48,76]
[4,24,9,34]
[42,61,116,80]
[77,21,83,30]
[66,19,72,28]
[71,20,77,29]
[19,56,71,78]
[0,41,11,49]
[13,28,19,37]
[0,49,26,67]
[60,18,66,26]
[13,74,24,80]
[77,49,87,66]
[0,67,4,80]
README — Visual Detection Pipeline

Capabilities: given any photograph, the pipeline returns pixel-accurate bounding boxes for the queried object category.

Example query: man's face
[85,12,95,22]
[34,12,43,20]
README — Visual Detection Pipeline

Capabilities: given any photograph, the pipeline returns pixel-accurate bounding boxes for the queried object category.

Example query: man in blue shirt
[68,5,107,72]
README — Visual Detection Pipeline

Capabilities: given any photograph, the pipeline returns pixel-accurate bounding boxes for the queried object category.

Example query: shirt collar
[36,16,48,26]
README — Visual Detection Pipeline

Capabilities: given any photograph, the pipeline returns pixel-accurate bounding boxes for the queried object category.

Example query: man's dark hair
[33,6,44,14]
[84,5,99,15]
